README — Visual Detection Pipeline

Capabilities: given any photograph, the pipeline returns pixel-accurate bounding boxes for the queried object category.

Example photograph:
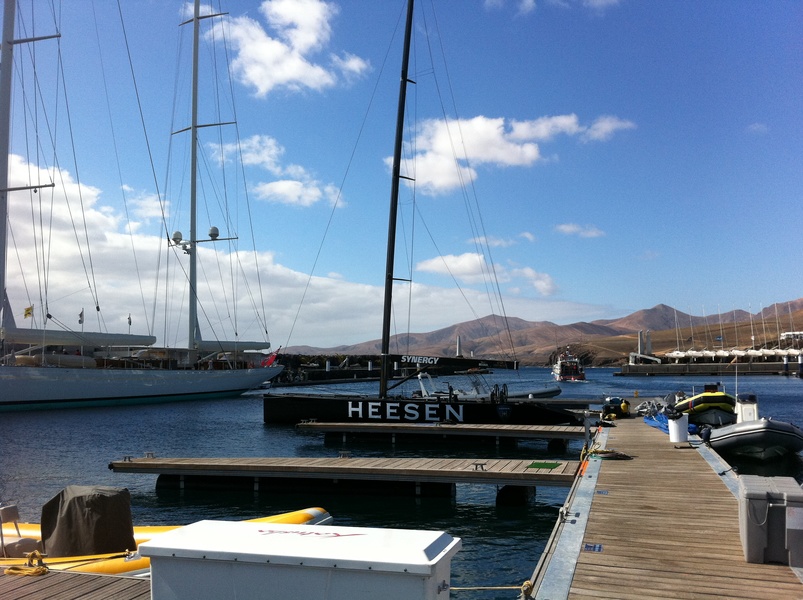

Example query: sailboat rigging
[262,0,569,426]
[0,0,282,410]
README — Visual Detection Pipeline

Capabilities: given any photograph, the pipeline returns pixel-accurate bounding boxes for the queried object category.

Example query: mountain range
[285,298,803,366]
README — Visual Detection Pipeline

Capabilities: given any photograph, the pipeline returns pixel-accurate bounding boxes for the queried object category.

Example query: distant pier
[618,360,802,376]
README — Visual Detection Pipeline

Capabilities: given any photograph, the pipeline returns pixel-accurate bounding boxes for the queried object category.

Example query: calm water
[1,368,801,598]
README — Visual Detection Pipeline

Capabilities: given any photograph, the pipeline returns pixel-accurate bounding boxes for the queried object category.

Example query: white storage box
[139,520,461,600]
[738,475,803,566]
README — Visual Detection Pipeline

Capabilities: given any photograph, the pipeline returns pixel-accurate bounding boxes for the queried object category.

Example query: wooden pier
[109,455,580,496]
[294,421,588,445]
[7,418,803,598]
[530,417,803,599]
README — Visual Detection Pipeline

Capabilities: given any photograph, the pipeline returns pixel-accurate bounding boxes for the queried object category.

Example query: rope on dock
[450,579,534,596]
[580,441,632,461]
[4,551,49,576]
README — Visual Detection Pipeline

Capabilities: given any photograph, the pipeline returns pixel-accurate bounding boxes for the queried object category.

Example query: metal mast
[188,0,202,358]
[379,0,415,398]
[0,0,17,316]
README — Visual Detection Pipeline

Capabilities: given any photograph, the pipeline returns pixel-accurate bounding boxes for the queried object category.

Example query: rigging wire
[279,0,411,351]
[90,0,155,337]
[408,0,518,361]
[12,0,107,335]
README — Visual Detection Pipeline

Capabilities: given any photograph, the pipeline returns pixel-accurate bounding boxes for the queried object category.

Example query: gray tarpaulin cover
[40,485,137,557]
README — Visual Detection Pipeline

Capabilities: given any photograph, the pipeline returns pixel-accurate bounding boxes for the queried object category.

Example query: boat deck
[530,417,803,599]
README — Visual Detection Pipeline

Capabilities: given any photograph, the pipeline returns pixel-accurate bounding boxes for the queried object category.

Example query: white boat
[552,349,586,382]
[0,0,282,410]
[704,418,803,461]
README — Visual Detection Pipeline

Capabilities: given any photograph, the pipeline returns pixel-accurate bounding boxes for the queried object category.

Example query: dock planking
[0,570,149,600]
[531,417,803,599]
[109,456,581,488]
[294,421,588,441]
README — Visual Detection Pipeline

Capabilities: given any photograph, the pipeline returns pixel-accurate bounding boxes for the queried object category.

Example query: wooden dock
[9,418,803,598]
[0,570,149,600]
[294,421,589,444]
[530,417,803,599]
[109,455,581,491]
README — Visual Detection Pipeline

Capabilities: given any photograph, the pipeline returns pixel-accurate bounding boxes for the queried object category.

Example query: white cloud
[216,0,368,97]
[331,52,370,82]
[260,0,335,54]
[415,252,557,298]
[510,266,557,296]
[555,223,605,238]
[221,135,285,174]
[485,0,621,13]
[217,135,340,208]
[416,253,488,283]
[470,235,517,248]
[510,114,583,140]
[6,153,612,347]
[519,232,536,242]
[392,114,634,195]
[582,0,621,10]
[746,122,769,135]
[582,115,636,142]
[252,179,339,207]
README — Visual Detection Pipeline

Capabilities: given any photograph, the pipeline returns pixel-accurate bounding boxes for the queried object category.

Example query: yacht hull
[0,365,283,411]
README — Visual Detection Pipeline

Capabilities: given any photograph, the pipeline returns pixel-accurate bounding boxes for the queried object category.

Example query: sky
[3,0,801,351]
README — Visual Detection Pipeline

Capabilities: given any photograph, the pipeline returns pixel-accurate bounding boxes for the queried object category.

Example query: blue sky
[5,0,802,349]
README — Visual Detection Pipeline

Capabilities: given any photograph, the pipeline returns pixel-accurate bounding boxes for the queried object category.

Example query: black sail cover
[40,485,137,557]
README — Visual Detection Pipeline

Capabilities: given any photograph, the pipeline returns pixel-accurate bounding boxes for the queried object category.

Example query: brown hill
[284,299,803,366]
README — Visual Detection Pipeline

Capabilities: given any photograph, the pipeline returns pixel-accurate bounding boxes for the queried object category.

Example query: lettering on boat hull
[347,401,463,422]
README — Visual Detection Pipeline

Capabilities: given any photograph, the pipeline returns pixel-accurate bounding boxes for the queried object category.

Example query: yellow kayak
[0,506,331,575]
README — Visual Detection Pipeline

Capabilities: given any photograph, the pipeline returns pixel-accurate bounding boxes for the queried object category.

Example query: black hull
[263,394,582,426]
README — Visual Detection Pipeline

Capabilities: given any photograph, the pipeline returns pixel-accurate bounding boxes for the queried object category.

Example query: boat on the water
[0,0,283,411]
[263,1,575,427]
[699,393,803,460]
[0,486,331,575]
[552,349,586,382]
[264,361,575,425]
[703,418,803,461]
[669,383,737,426]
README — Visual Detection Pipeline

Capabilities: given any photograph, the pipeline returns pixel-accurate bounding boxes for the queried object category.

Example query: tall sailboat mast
[0,0,58,329]
[188,0,202,356]
[379,0,415,399]
[0,0,17,315]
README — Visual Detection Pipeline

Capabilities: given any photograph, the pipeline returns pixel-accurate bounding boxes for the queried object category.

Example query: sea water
[1,368,801,598]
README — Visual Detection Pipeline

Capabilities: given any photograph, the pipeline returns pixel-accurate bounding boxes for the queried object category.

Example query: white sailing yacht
[0,0,282,410]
